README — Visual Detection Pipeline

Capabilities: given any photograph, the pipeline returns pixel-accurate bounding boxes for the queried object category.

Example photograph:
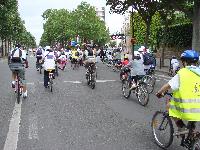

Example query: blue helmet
[181,50,199,61]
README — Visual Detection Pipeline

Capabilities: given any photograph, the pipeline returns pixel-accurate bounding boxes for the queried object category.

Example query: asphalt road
[0,55,186,150]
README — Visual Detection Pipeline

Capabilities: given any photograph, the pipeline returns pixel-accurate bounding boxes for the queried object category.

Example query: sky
[18,0,125,45]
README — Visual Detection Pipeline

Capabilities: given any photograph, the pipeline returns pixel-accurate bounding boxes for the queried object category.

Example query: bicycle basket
[9,63,24,71]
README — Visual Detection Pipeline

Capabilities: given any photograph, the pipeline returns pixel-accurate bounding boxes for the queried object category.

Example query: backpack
[75,51,79,56]
[10,48,22,63]
[143,53,154,65]
[36,49,42,55]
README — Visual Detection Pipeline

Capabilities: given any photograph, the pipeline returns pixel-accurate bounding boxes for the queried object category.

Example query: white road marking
[28,114,39,140]
[155,74,171,79]
[3,101,22,150]
[27,82,34,85]
[96,80,116,83]
[64,81,81,84]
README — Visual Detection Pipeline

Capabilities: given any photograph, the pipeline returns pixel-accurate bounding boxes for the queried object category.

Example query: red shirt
[122,60,129,66]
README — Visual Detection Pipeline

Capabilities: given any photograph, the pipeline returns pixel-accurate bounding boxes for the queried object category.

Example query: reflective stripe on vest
[170,105,200,113]
[170,68,200,121]
[172,98,200,103]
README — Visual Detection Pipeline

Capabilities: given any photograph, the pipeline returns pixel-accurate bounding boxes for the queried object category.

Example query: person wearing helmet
[156,50,200,134]
[36,46,44,71]
[170,55,180,76]
[8,44,28,98]
[42,46,56,88]
[58,51,67,70]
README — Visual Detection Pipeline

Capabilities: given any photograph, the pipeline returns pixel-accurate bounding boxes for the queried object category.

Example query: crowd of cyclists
[7,41,200,149]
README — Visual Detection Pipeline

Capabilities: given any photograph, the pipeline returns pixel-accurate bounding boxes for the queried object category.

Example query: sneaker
[174,127,189,136]
[22,90,27,98]
[130,83,137,90]
[12,81,15,88]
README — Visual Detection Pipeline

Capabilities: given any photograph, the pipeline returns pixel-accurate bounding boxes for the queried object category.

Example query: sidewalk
[155,58,170,74]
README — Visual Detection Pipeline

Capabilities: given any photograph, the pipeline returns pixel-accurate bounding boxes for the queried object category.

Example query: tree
[40,2,109,47]
[107,0,163,48]
[107,0,200,51]
[109,41,117,48]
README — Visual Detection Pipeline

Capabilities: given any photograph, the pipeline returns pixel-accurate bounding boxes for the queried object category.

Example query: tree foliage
[0,0,36,49]
[40,2,110,47]
[106,0,200,50]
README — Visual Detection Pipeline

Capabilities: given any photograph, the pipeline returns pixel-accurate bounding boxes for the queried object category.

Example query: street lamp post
[131,6,134,60]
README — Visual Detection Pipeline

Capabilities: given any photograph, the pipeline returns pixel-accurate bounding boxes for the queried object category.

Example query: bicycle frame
[15,72,23,104]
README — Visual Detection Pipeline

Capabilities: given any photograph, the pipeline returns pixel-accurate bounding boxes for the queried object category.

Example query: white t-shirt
[58,55,67,61]
[168,66,198,91]
[43,51,56,70]
[171,59,179,65]
[128,59,145,76]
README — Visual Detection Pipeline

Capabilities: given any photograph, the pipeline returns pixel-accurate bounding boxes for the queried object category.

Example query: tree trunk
[145,19,151,48]
[192,1,200,51]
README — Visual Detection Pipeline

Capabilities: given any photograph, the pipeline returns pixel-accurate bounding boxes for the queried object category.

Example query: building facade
[95,7,105,22]
[121,14,132,54]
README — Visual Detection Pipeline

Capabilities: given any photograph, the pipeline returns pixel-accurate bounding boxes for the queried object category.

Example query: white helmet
[45,46,51,50]
[138,48,143,52]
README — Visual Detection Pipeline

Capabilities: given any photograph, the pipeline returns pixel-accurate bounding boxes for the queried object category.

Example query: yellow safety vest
[72,50,78,59]
[169,68,200,121]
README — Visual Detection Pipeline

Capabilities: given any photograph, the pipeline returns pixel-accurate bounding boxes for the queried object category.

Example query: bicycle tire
[191,138,200,150]
[91,81,95,89]
[17,75,20,104]
[50,79,53,92]
[142,75,156,94]
[135,83,149,106]
[39,66,42,74]
[122,80,131,99]
[151,111,174,149]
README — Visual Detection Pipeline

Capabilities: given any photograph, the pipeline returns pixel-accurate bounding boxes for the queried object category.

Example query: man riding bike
[84,47,96,75]
[156,50,200,133]
[42,46,56,88]
[8,44,28,98]
[36,46,43,71]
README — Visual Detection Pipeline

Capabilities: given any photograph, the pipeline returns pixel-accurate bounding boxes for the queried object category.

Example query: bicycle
[122,74,149,106]
[143,67,156,94]
[86,63,96,89]
[151,92,200,149]
[9,63,24,104]
[168,65,180,77]
[47,69,54,92]
[55,61,59,76]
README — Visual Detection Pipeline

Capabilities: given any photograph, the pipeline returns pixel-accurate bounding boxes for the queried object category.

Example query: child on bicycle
[156,50,200,134]
[126,55,146,90]
[170,56,180,76]
[58,51,67,70]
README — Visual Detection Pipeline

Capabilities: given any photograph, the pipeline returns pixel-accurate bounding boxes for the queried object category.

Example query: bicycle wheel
[191,138,200,150]
[17,76,20,104]
[142,75,156,94]
[151,111,174,149]
[55,65,59,76]
[39,66,42,74]
[49,79,53,92]
[122,80,131,99]
[135,83,149,106]
[91,81,95,89]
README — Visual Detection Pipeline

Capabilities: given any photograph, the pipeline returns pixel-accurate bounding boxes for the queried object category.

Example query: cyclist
[126,55,146,90]
[42,46,56,88]
[9,44,28,98]
[36,46,43,71]
[84,47,96,75]
[58,51,67,70]
[71,47,79,69]
[170,55,180,76]
[156,50,200,133]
